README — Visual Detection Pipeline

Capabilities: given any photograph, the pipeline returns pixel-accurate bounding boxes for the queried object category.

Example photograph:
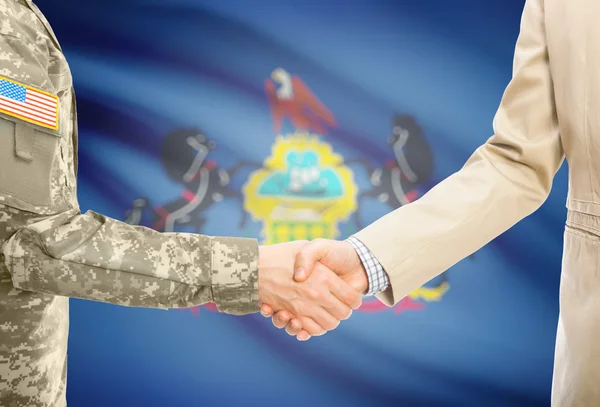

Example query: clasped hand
[258,239,368,341]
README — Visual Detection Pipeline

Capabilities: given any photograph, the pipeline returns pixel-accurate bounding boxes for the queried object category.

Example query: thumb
[294,239,330,282]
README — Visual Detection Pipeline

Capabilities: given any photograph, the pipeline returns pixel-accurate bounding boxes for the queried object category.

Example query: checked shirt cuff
[346,236,390,296]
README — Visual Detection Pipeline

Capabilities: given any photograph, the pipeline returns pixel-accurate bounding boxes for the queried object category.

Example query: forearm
[355,0,563,306]
[1,209,259,314]
[355,152,545,305]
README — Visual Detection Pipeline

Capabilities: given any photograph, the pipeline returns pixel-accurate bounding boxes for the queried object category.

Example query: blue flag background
[34,0,566,406]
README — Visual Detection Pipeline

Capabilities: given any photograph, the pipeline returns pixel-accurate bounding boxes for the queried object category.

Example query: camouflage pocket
[0,114,66,214]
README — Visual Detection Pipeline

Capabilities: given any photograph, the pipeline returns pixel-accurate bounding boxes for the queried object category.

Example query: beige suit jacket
[355,0,599,405]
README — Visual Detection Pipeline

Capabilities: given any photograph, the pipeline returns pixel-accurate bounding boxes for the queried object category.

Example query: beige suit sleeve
[354,0,564,306]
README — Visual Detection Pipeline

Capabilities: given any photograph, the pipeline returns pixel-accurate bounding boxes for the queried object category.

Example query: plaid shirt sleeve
[346,236,390,296]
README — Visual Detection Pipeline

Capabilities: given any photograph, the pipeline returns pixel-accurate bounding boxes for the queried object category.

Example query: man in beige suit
[260,0,597,404]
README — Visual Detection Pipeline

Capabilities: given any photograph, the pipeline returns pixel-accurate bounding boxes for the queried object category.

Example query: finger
[322,295,353,321]
[260,304,274,317]
[297,317,326,337]
[327,273,363,310]
[285,318,303,336]
[304,304,340,332]
[297,330,312,341]
[271,310,292,329]
[294,239,329,282]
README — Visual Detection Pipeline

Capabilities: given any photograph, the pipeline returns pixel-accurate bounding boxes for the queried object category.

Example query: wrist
[342,240,369,293]
[355,263,369,294]
[257,245,268,303]
[211,237,260,315]
[256,244,294,308]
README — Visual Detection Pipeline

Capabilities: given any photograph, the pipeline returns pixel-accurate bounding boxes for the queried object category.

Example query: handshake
[257,239,369,341]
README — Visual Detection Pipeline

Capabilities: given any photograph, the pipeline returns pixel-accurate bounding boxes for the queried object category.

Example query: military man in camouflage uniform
[0,1,363,405]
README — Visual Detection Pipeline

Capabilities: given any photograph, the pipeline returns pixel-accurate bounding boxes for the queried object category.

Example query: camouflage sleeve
[0,1,258,315]
[1,209,259,314]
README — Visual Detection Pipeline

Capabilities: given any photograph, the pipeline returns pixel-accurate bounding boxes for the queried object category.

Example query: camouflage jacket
[0,1,259,405]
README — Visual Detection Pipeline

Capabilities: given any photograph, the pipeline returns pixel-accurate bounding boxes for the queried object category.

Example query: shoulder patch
[0,76,59,131]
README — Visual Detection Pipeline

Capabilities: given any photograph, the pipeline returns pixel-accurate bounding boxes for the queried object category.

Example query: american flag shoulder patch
[0,75,59,131]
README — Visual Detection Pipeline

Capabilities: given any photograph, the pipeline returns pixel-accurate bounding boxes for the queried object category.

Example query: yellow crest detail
[243,132,358,244]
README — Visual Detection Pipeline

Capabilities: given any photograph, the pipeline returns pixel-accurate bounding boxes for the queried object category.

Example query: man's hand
[258,241,363,337]
[260,239,369,340]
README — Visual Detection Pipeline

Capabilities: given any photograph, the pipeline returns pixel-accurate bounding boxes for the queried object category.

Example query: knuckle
[356,295,363,308]
[346,291,359,306]
[316,272,329,284]
[325,300,339,314]
[292,302,307,317]
[290,298,302,312]
[305,288,320,301]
